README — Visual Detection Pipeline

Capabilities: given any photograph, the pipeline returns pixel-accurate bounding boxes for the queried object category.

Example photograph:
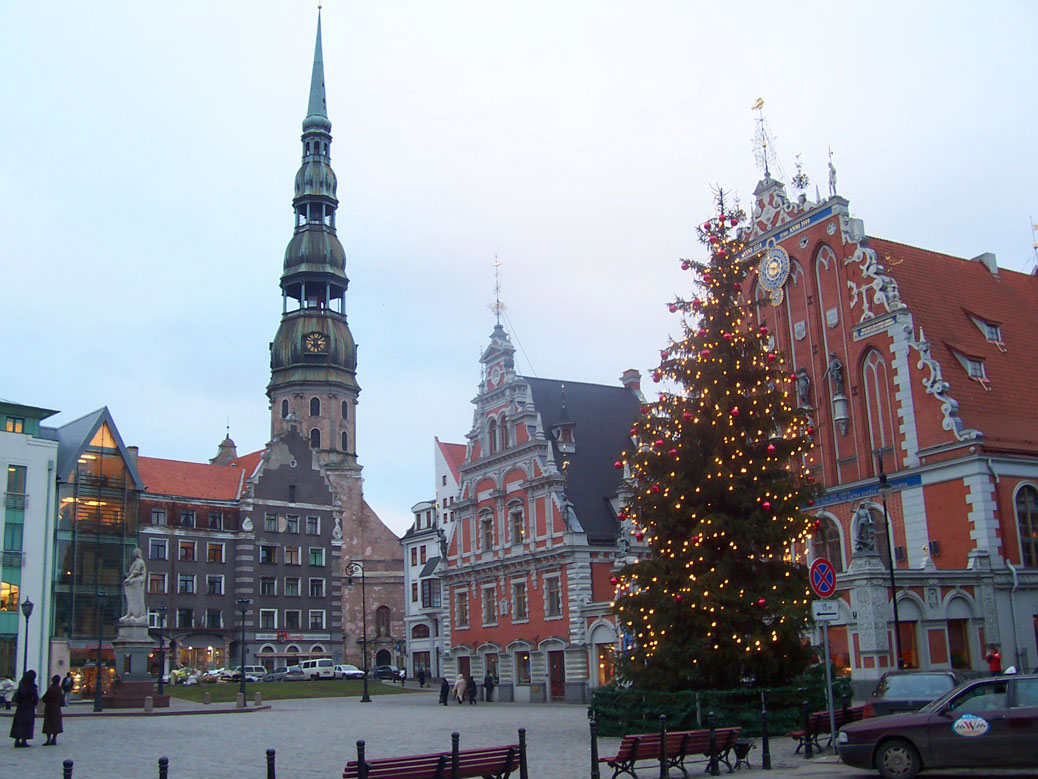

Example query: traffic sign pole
[823,621,836,751]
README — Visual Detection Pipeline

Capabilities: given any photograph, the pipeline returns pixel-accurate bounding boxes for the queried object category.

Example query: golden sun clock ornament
[304,331,328,353]
[758,238,790,306]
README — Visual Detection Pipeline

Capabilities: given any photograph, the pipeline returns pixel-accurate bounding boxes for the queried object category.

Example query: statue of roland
[120,547,148,624]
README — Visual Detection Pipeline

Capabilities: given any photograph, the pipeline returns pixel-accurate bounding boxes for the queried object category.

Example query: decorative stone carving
[904,325,982,442]
[120,547,147,624]
[845,243,904,322]
[853,504,876,554]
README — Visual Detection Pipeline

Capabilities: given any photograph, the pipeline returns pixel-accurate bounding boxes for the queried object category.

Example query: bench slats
[344,744,519,779]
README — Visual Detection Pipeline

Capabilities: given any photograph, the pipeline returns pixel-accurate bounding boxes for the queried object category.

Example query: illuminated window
[515,651,531,684]
[1017,486,1038,567]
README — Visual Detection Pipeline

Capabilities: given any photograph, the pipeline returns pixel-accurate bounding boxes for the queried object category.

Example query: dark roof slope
[524,376,640,543]
[48,407,145,489]
[873,238,1038,451]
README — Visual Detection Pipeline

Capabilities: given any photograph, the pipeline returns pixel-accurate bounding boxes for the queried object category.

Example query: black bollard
[842,693,851,724]
[158,756,169,779]
[760,708,771,770]
[452,731,461,777]
[658,714,668,779]
[590,720,601,779]
[708,711,720,776]
[356,739,367,779]
[267,747,276,779]
[518,727,529,779]
[63,759,74,779]
[802,701,813,759]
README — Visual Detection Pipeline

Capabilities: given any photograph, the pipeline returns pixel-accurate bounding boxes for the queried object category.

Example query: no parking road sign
[809,557,836,598]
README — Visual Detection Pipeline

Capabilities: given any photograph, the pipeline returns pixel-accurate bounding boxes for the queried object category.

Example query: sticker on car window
[952,714,990,737]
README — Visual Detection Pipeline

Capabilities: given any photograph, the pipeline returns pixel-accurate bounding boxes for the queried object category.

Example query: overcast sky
[3,2,1036,536]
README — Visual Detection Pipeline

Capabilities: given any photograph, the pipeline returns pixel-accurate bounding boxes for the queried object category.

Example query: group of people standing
[9,670,69,748]
[439,672,495,705]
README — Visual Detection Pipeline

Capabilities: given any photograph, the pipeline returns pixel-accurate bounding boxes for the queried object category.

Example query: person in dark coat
[61,672,74,706]
[438,677,450,706]
[465,674,477,705]
[10,670,38,747]
[42,675,64,746]
[417,668,426,688]
[483,671,495,702]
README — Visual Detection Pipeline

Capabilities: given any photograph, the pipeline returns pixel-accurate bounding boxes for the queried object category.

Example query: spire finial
[305,8,328,123]
[751,98,769,177]
[490,256,506,325]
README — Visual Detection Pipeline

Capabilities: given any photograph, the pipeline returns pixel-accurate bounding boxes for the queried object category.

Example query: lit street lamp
[156,605,168,696]
[876,453,904,669]
[20,598,33,678]
[237,598,250,698]
[345,561,370,703]
[93,591,107,712]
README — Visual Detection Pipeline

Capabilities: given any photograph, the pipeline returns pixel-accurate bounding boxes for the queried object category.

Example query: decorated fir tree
[612,192,820,691]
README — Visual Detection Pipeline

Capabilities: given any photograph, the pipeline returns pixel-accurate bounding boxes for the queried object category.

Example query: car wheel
[876,739,920,779]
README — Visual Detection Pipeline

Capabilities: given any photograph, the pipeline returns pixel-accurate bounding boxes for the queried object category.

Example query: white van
[299,658,335,679]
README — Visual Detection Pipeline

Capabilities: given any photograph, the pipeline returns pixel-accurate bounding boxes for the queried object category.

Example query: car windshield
[878,674,955,700]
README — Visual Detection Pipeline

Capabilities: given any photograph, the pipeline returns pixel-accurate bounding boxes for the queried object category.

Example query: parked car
[299,658,335,679]
[839,673,1038,779]
[265,667,289,682]
[373,665,404,681]
[334,664,365,680]
[224,665,267,683]
[283,665,305,681]
[864,670,964,718]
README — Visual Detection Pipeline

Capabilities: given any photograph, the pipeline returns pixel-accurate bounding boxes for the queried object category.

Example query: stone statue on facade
[120,547,148,624]
[795,367,812,408]
[853,505,876,554]
[823,352,845,396]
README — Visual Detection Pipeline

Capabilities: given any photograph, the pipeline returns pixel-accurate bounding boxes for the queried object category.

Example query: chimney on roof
[621,369,641,392]
[126,445,139,467]
[971,252,998,275]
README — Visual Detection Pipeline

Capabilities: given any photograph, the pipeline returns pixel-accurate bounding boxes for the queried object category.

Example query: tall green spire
[304,10,330,130]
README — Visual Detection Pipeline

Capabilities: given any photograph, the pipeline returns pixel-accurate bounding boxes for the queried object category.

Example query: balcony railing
[1,549,25,567]
[4,493,26,510]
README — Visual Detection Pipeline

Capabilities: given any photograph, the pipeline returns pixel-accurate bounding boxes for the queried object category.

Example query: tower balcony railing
[4,492,27,510]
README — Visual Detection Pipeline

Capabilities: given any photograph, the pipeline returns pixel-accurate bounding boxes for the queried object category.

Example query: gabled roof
[228,449,264,496]
[872,238,1038,451]
[436,437,466,482]
[49,407,145,489]
[524,376,640,543]
[137,456,245,501]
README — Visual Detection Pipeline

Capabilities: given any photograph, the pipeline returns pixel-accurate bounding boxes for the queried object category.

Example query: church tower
[268,11,358,470]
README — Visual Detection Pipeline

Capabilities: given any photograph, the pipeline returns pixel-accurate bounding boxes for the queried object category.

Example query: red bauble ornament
[700,349,711,359]
[618,510,627,520]
[807,499,815,506]
[759,325,769,334]
[692,299,702,310]
[733,281,742,291]
[635,531,644,541]
[654,439,665,448]
[730,407,740,417]
[767,353,777,363]
[730,217,738,227]
[762,501,771,510]
[767,443,776,453]
[806,474,815,483]
[651,483,661,493]
[668,303,677,313]
[652,371,661,383]
[683,411,693,421]
[668,448,678,457]
[614,460,623,469]
[723,332,733,341]
[610,577,618,586]
[757,598,766,607]
[812,519,822,532]
[703,221,711,230]
[697,328,707,337]
[806,426,815,435]
[660,349,668,359]
[703,273,712,283]
[717,248,727,258]
[675,594,683,603]
[681,261,691,270]
[640,405,649,415]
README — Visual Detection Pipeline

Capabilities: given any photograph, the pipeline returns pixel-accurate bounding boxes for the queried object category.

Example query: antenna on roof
[751,98,785,181]
[489,256,506,325]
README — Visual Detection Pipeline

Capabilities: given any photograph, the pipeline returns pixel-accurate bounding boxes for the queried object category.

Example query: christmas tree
[612,191,820,691]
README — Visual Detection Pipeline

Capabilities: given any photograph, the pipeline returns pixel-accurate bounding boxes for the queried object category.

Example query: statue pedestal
[102,620,169,709]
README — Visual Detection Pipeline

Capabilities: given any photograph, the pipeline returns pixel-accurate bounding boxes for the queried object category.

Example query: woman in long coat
[9,670,38,747]
[41,675,63,745]
[452,673,467,704]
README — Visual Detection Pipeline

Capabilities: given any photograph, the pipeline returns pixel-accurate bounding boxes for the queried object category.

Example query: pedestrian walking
[483,670,495,702]
[987,645,1003,676]
[452,673,466,704]
[61,672,74,706]
[417,668,426,688]
[42,675,64,746]
[9,670,38,748]
[465,674,477,705]
[439,677,450,706]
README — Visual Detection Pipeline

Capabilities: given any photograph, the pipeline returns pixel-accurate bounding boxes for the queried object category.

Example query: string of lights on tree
[610,190,822,691]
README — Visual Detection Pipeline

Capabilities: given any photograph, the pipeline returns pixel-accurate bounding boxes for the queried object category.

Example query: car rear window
[878,674,955,699]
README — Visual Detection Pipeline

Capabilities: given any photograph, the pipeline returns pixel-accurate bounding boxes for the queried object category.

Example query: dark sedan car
[373,665,404,680]
[839,673,1038,778]
[865,670,963,717]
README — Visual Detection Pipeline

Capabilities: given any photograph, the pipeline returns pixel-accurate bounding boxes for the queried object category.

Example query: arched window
[862,350,896,474]
[341,400,349,420]
[411,624,430,639]
[310,644,324,654]
[310,428,321,449]
[1016,485,1038,567]
[375,606,391,638]
[286,645,299,655]
[488,418,498,454]
[810,517,844,573]
[309,397,320,416]
[281,399,289,419]
[500,416,509,449]
[341,431,349,451]
[260,644,275,655]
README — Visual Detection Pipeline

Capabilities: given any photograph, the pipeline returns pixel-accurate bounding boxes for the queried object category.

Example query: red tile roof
[436,437,466,481]
[137,456,246,501]
[874,238,1038,452]
[228,449,264,496]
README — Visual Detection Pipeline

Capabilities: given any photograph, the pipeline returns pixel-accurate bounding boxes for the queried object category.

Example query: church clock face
[304,332,328,353]
[758,240,790,292]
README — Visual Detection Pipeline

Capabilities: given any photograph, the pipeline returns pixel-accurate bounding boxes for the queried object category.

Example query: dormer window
[967,313,1006,351]
[951,348,990,389]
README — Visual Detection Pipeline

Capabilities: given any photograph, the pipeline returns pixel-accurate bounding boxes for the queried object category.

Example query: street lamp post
[237,598,250,698]
[93,591,107,712]
[876,453,904,669]
[345,562,370,703]
[156,605,168,696]
[19,598,33,678]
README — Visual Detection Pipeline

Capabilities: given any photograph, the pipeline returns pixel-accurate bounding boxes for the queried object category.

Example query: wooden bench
[788,705,865,753]
[598,725,741,778]
[343,729,528,779]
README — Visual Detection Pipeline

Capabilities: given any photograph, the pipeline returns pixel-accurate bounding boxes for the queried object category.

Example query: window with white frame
[148,609,162,628]
[309,547,325,566]
[1016,485,1038,568]
[260,576,277,596]
[512,581,528,621]
[480,514,494,551]
[178,540,196,561]
[482,585,497,625]
[260,545,276,564]
[264,513,278,532]
[305,515,320,535]
[510,505,525,544]
[285,515,299,534]
[178,574,195,594]
[207,542,224,563]
[259,609,277,629]
[309,578,325,598]
[205,609,222,629]
[148,573,167,594]
[308,610,326,630]
[148,538,168,560]
[208,511,223,530]
[284,577,300,597]
[207,575,224,595]
[285,546,300,565]
[545,576,562,618]
[177,608,193,628]
[150,508,166,526]
[284,610,301,630]
[456,590,469,628]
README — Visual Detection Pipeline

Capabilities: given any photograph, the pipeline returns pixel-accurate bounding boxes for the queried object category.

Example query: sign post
[809,558,839,750]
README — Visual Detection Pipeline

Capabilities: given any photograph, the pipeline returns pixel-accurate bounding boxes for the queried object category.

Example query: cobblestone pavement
[3,687,1033,778]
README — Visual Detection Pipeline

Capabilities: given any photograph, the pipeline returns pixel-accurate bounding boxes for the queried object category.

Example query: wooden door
[548,650,565,700]
[458,656,470,678]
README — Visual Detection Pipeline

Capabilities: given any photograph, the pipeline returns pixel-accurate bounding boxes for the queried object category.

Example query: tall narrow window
[341,401,349,419]
[862,350,896,475]
[310,428,321,449]
[1016,486,1038,568]
[375,605,391,637]
[341,431,348,451]
[487,418,497,454]
[309,397,320,416]
[281,399,289,419]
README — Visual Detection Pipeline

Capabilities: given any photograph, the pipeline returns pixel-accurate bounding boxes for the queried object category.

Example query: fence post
[518,727,529,779]
[451,731,460,779]
[63,759,74,779]
[802,700,813,759]
[356,739,367,779]
[158,756,169,779]
[266,747,276,779]
[589,720,601,779]
[760,708,771,770]
[708,711,719,777]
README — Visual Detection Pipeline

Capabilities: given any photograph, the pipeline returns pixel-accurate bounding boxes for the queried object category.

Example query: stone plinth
[102,679,170,709]
[104,619,169,708]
